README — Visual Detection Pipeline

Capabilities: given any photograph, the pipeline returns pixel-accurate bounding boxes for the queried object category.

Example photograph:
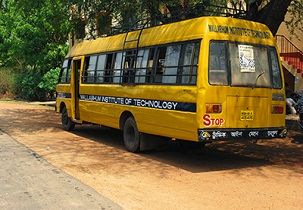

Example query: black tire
[61,107,75,131]
[123,117,140,152]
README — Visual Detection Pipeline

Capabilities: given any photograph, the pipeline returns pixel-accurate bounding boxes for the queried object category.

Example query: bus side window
[269,48,282,89]
[83,56,97,83]
[113,52,124,83]
[123,50,136,83]
[180,42,199,84]
[146,48,155,83]
[154,47,167,83]
[104,53,114,83]
[162,45,181,84]
[66,59,72,83]
[96,54,106,83]
[59,59,69,83]
[135,49,149,83]
[209,42,228,85]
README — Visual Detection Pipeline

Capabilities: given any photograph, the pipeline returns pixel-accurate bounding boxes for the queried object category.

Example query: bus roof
[67,16,274,57]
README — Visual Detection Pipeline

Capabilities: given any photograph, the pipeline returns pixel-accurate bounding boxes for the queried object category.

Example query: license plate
[240,110,254,120]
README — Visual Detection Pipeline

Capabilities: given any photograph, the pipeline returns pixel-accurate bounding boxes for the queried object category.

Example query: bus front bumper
[198,128,287,142]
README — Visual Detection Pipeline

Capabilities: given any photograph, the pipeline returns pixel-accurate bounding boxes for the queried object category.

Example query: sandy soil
[0,100,302,210]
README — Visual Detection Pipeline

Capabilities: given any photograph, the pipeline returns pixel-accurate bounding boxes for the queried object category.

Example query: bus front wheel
[61,107,75,131]
[123,117,141,152]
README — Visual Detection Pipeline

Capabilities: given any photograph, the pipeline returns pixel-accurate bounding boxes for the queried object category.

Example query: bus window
[269,48,282,89]
[209,42,228,85]
[67,62,72,83]
[104,53,114,83]
[180,42,199,84]
[59,59,70,83]
[96,54,106,83]
[146,48,155,83]
[155,47,167,83]
[135,49,149,83]
[113,52,124,83]
[123,50,136,83]
[162,45,181,84]
[229,43,271,88]
[83,55,97,83]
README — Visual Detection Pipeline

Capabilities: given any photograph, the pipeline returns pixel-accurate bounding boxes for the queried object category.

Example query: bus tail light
[206,104,222,113]
[272,105,284,114]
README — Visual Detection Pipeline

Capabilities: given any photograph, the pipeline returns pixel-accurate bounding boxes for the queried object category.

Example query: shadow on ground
[72,125,303,174]
[0,108,302,174]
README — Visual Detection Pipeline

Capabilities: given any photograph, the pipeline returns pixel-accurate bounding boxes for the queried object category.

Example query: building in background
[276,13,303,93]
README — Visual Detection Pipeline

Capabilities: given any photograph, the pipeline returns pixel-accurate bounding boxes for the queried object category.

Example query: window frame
[79,39,201,86]
[58,59,72,84]
[208,40,283,89]
[267,46,283,89]
[143,40,201,85]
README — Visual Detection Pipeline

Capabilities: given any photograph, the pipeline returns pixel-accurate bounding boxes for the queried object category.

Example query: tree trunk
[248,0,292,35]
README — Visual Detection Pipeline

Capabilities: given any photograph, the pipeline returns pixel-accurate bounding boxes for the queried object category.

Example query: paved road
[0,130,121,210]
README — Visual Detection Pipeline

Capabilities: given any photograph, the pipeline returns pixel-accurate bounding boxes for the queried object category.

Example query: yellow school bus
[56,16,287,152]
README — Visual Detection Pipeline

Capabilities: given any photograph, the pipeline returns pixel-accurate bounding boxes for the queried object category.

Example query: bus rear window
[209,42,228,85]
[229,43,271,88]
[208,41,282,89]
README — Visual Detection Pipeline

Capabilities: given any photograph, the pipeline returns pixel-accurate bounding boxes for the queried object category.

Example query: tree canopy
[0,0,70,72]
[0,0,70,99]
[68,0,302,39]
[0,0,302,100]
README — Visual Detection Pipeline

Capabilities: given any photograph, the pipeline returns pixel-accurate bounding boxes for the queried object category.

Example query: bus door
[71,57,83,120]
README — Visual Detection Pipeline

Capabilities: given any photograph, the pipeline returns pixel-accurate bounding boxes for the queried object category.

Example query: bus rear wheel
[61,107,75,131]
[123,117,140,152]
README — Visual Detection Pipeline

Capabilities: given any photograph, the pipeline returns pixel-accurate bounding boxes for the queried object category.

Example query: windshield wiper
[252,71,265,89]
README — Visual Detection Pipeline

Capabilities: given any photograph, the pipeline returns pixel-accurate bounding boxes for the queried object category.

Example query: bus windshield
[209,41,282,89]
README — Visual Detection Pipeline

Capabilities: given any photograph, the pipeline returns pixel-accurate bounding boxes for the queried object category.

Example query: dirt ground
[0,100,302,210]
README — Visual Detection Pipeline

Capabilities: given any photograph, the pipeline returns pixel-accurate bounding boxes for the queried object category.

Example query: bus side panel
[79,100,120,128]
[136,109,197,141]
[128,86,198,141]
[78,85,118,128]
[56,84,72,114]
[78,85,198,141]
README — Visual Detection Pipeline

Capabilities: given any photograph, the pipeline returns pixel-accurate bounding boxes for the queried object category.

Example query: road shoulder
[0,130,121,210]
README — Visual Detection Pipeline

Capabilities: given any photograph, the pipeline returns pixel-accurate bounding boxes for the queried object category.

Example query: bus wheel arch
[119,111,134,130]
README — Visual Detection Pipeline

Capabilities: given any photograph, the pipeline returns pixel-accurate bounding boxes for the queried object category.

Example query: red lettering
[215,119,220,125]
[221,119,224,125]
[203,114,225,127]
[203,114,211,126]
[210,118,215,125]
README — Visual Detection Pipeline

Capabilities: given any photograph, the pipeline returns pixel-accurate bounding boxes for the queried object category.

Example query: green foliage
[0,68,15,95]
[285,0,303,37]
[0,0,70,69]
[12,68,60,101]
[38,67,60,96]
[13,71,44,100]
[0,0,300,101]
[0,0,70,100]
